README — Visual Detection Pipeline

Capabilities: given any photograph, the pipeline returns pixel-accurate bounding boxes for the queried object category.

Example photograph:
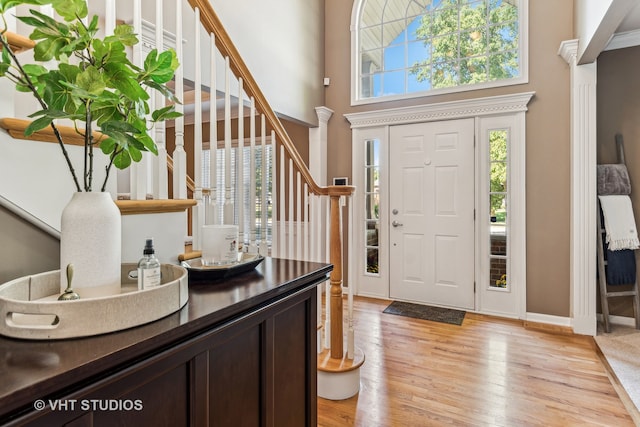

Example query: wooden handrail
[187,0,352,199]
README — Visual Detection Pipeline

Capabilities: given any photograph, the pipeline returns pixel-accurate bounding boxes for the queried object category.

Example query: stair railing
[184,0,355,360]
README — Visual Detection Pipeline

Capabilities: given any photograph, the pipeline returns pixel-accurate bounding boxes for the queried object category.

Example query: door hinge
[474,281,476,293]
[473,209,476,221]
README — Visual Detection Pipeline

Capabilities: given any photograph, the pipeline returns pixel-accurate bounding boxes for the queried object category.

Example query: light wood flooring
[317,297,634,426]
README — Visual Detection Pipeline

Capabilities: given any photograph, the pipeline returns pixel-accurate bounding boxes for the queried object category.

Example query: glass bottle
[137,238,161,289]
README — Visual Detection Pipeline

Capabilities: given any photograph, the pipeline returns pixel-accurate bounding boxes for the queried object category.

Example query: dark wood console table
[0,258,331,426]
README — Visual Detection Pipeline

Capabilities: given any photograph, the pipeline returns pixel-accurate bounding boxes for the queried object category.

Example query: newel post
[329,192,344,359]
[319,185,363,401]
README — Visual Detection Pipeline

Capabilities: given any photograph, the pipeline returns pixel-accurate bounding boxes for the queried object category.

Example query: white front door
[389,119,475,309]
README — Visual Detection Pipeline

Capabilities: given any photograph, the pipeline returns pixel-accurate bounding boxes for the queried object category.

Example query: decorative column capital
[315,106,334,125]
[558,39,579,65]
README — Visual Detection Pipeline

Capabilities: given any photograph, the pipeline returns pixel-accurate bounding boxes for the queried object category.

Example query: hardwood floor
[317,297,634,426]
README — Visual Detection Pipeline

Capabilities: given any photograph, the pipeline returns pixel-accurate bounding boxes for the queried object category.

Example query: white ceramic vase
[60,192,121,298]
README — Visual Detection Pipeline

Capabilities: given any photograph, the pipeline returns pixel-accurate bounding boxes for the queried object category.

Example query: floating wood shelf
[1,31,35,53]
[0,118,103,146]
[115,199,196,215]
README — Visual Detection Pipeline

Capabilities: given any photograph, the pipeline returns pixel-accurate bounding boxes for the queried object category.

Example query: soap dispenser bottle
[138,238,161,289]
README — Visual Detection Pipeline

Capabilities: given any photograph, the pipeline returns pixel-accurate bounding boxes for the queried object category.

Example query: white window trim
[350,0,530,106]
[346,91,533,317]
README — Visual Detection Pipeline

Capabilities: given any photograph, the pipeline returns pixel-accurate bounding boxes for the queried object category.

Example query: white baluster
[288,158,294,260]
[324,278,331,350]
[238,78,245,246]
[249,99,257,253]
[105,0,116,35]
[279,144,286,258]
[304,184,309,261]
[172,0,187,200]
[271,133,278,257]
[347,196,355,359]
[259,121,268,255]
[129,0,148,201]
[325,198,331,262]
[153,0,168,199]
[191,7,205,250]
[318,277,324,352]
[309,194,316,262]
[224,57,233,225]
[208,32,218,225]
[296,171,302,260]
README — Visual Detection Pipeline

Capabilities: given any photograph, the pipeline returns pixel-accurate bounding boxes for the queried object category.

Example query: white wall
[210,0,325,126]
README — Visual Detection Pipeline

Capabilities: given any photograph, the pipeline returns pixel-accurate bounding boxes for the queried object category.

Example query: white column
[309,106,333,265]
[559,40,598,336]
[308,106,333,186]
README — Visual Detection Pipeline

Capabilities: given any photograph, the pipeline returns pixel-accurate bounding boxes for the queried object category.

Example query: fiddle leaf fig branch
[0,0,181,192]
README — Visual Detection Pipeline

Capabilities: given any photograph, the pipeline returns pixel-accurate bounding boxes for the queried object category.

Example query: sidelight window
[364,139,381,275]
[488,129,508,289]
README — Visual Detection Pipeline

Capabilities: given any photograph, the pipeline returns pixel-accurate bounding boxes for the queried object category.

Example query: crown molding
[344,92,535,129]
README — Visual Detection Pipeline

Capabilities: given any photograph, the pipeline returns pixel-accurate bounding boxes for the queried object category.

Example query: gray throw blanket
[597,164,631,195]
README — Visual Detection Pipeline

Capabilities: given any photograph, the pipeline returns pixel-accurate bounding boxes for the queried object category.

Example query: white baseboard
[525,312,572,327]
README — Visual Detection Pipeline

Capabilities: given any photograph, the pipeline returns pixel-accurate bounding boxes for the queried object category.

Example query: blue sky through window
[364,0,519,100]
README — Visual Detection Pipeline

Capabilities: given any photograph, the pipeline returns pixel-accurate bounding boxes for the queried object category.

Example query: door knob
[392,220,403,227]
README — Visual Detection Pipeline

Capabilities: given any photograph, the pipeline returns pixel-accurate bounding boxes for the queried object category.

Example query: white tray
[0,264,188,340]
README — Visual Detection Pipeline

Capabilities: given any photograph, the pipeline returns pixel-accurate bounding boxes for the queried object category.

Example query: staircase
[0,0,360,398]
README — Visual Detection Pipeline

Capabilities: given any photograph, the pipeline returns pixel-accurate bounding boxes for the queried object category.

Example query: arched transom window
[352,0,528,103]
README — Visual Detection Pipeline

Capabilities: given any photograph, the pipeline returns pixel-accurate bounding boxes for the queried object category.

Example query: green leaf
[100,137,116,155]
[0,0,43,14]
[76,65,105,96]
[136,133,157,155]
[91,94,121,126]
[112,150,132,169]
[151,105,182,122]
[108,66,149,101]
[127,144,142,162]
[101,120,140,135]
[49,0,87,21]
[27,108,68,119]
[28,9,70,35]
[142,49,179,84]
[145,80,181,104]
[111,24,138,47]
[24,115,53,136]
[0,45,11,77]
[33,37,66,61]
[93,39,130,68]
[40,65,82,112]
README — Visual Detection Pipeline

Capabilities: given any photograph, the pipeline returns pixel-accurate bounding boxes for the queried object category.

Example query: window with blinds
[202,143,273,244]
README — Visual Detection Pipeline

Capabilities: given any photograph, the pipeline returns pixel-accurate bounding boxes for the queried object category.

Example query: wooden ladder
[596,134,640,333]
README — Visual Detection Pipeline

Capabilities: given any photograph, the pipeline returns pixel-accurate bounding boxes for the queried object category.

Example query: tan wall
[597,45,640,318]
[0,206,59,284]
[324,1,573,316]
